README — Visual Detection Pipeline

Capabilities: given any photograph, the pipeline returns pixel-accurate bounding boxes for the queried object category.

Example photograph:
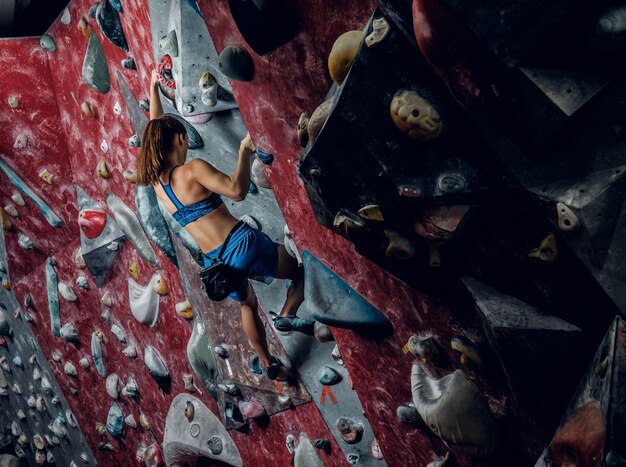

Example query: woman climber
[137,70,311,380]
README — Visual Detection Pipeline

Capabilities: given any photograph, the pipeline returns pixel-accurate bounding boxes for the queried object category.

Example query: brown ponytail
[137,116,187,185]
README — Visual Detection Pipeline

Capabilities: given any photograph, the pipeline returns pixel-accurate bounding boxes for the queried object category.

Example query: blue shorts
[203,222,279,302]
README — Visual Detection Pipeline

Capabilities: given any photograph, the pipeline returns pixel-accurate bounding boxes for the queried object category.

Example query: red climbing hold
[78,208,106,239]
[157,54,176,89]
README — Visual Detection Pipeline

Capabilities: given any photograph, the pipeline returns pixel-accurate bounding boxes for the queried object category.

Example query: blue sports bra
[159,166,223,227]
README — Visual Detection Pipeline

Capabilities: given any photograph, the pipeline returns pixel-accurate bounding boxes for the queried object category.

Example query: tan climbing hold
[175,301,193,319]
[39,169,54,184]
[384,229,415,259]
[81,101,96,118]
[0,208,11,230]
[328,30,364,85]
[358,204,384,222]
[129,261,138,280]
[308,100,333,144]
[152,272,169,296]
[7,96,19,109]
[390,89,443,140]
[123,169,137,183]
[556,203,580,232]
[297,111,310,147]
[529,233,558,263]
[365,18,390,48]
[97,159,110,179]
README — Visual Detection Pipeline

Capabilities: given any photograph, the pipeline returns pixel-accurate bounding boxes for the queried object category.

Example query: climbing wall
[0,0,625,466]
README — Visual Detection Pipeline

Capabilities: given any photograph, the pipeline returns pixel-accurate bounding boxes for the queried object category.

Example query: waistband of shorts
[203,221,251,259]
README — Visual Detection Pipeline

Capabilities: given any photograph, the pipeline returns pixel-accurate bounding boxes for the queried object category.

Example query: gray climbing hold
[91,331,106,377]
[107,193,158,265]
[106,403,124,437]
[336,417,363,444]
[45,258,61,337]
[109,0,123,12]
[144,345,171,393]
[214,345,229,359]
[121,57,136,69]
[159,30,179,57]
[135,185,178,267]
[294,433,324,467]
[82,33,110,93]
[318,366,342,386]
[187,319,218,400]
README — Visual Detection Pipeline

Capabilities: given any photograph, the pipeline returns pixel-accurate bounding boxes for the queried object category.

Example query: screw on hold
[207,436,223,455]
[309,168,321,177]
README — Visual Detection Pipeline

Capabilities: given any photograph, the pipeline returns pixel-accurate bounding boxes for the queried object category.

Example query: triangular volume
[95,0,129,52]
[519,68,609,117]
[168,0,237,119]
[536,317,626,466]
[530,167,626,267]
[135,185,178,267]
[303,250,393,335]
[75,186,125,287]
[463,276,581,402]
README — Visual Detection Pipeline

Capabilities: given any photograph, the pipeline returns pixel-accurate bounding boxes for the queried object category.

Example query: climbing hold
[313,439,331,452]
[328,31,364,85]
[450,336,484,372]
[64,361,77,376]
[91,330,106,377]
[0,208,10,230]
[248,180,258,194]
[122,345,137,358]
[101,291,113,307]
[218,45,254,82]
[255,148,274,165]
[336,417,363,444]
[44,258,61,337]
[365,17,390,48]
[106,403,124,437]
[390,90,444,140]
[82,33,110,93]
[249,354,263,374]
[157,54,176,89]
[128,261,138,279]
[332,344,345,366]
[128,277,160,326]
[371,438,384,460]
[123,169,137,183]
[218,382,241,397]
[81,101,96,118]
[152,272,169,295]
[187,319,219,400]
[58,282,77,302]
[319,366,342,385]
[33,434,45,450]
[358,204,384,222]
[3,204,17,218]
[121,57,135,69]
[384,229,416,259]
[39,169,54,184]
[314,322,335,342]
[124,414,137,428]
[59,324,79,343]
[214,345,229,359]
[129,134,140,147]
[297,111,310,147]
[7,96,21,112]
[159,30,179,57]
[239,397,267,419]
[184,400,195,422]
[121,378,139,398]
[411,365,497,457]
[144,345,171,392]
[529,233,558,263]
[79,357,90,369]
[60,7,71,24]
[556,202,580,232]
[251,158,271,189]
[111,324,125,343]
[294,433,325,467]
[18,232,34,250]
[308,100,333,144]
[95,0,129,51]
[76,275,89,289]
[175,300,193,319]
[113,101,122,115]
[13,134,27,149]
[40,34,56,52]
[77,17,92,38]
[100,140,109,153]
[107,193,158,265]
[139,411,151,430]
[408,336,444,366]
[198,72,218,107]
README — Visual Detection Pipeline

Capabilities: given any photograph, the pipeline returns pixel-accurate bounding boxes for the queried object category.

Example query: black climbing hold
[226,0,300,55]
[207,436,223,455]
[95,0,129,52]
[121,57,136,70]
[313,438,331,453]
